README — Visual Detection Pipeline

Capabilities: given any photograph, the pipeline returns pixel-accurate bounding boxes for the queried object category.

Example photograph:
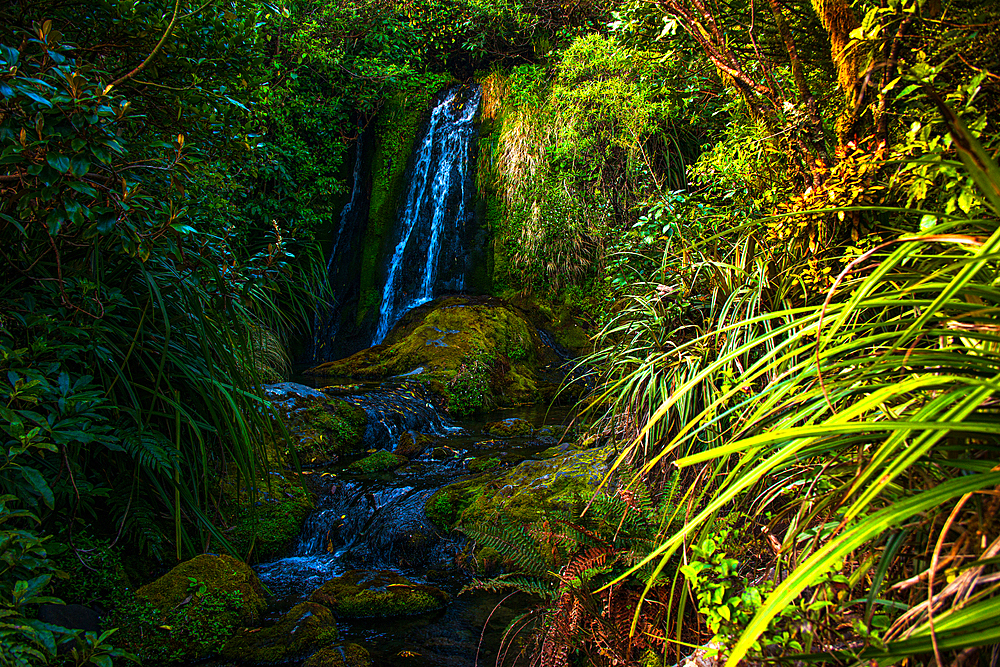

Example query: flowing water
[255,380,573,666]
[373,86,482,345]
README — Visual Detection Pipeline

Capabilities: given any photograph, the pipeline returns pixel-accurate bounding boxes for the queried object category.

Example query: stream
[254,379,574,666]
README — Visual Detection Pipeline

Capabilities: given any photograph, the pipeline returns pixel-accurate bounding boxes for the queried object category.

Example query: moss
[394,431,432,458]
[426,443,615,532]
[283,396,368,466]
[307,297,545,408]
[221,602,339,665]
[116,554,266,663]
[225,470,316,562]
[50,534,131,608]
[348,450,407,473]
[308,571,448,618]
[484,418,533,437]
[303,643,372,667]
[468,456,502,473]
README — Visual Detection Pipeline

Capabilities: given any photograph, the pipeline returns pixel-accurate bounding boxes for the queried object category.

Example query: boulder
[221,602,339,665]
[302,643,372,667]
[308,571,448,618]
[347,451,407,473]
[484,418,533,437]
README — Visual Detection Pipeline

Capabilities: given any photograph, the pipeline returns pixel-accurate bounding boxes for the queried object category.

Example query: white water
[372,86,482,345]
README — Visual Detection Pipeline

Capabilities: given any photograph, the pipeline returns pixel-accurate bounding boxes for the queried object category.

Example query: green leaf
[46,153,70,173]
[19,466,55,509]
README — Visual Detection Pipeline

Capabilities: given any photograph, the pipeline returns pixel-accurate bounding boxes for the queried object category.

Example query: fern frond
[463,520,553,575]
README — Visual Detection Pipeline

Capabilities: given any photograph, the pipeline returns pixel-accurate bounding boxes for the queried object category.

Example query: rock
[136,554,265,625]
[117,554,266,663]
[425,442,616,532]
[347,450,407,473]
[304,297,549,411]
[221,602,339,665]
[308,571,448,618]
[393,431,432,458]
[303,643,372,667]
[222,469,316,562]
[484,418,533,437]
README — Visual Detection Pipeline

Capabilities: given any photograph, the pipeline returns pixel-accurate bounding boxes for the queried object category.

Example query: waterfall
[372,85,482,345]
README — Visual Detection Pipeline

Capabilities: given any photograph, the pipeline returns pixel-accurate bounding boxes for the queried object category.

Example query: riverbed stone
[303,643,372,667]
[393,430,433,458]
[136,554,265,624]
[484,417,533,437]
[221,602,339,665]
[308,570,449,618]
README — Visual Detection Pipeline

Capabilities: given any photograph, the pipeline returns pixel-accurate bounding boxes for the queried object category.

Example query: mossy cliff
[306,296,558,412]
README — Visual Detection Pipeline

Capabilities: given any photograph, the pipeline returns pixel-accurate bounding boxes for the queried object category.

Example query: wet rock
[303,643,372,667]
[393,431,432,458]
[426,443,616,531]
[484,418,533,437]
[226,470,316,561]
[304,297,549,410]
[221,602,339,665]
[348,450,407,473]
[308,570,448,618]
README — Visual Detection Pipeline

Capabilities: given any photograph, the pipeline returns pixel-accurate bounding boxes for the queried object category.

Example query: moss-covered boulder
[116,554,266,663]
[426,443,615,531]
[305,297,548,410]
[303,643,372,667]
[308,571,448,618]
[394,430,433,458]
[221,602,339,665]
[484,418,533,437]
[348,450,407,473]
[222,469,316,562]
[279,394,368,466]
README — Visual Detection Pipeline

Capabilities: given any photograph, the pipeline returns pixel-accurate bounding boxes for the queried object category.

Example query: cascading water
[373,86,482,345]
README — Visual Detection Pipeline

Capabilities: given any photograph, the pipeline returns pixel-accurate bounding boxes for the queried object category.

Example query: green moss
[115,554,266,663]
[427,443,615,532]
[394,431,433,458]
[221,602,339,664]
[226,470,316,562]
[468,456,502,472]
[303,643,372,667]
[283,396,368,466]
[308,571,448,618]
[348,450,407,473]
[308,297,545,408]
[484,418,533,437]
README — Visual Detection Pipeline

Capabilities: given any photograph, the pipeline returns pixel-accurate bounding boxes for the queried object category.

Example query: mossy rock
[468,456,502,473]
[394,431,433,458]
[272,393,368,467]
[136,554,265,623]
[221,602,339,665]
[305,297,545,407]
[303,643,372,667]
[118,554,266,663]
[225,470,316,562]
[426,443,615,531]
[308,571,448,618]
[484,418,533,437]
[348,450,407,473]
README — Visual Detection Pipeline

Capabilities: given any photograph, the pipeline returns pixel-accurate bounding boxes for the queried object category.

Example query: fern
[461,573,559,599]
[120,427,180,476]
[463,520,553,576]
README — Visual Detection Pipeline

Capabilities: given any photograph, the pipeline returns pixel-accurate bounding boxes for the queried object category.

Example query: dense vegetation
[2,0,999,665]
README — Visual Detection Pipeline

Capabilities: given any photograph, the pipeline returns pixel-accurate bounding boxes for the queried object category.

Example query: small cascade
[373,86,482,345]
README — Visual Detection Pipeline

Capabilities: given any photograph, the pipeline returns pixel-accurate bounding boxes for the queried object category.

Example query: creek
[255,380,575,666]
